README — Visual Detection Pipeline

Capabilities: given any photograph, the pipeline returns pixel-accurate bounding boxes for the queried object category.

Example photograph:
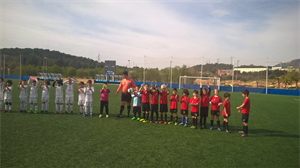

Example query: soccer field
[1,79,299,167]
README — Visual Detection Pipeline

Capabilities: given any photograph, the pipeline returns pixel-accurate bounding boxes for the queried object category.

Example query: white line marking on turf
[294,99,300,101]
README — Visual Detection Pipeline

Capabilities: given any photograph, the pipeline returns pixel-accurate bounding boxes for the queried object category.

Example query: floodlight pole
[20,54,22,79]
[236,60,239,84]
[232,57,235,92]
[266,57,268,94]
[4,54,5,78]
[143,56,145,84]
[200,57,203,87]
[170,56,173,88]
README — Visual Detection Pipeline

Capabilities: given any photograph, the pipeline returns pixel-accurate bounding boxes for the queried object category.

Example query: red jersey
[210,95,223,111]
[222,100,231,116]
[200,93,210,107]
[190,97,200,112]
[169,94,179,109]
[140,90,150,103]
[242,97,250,114]
[180,96,190,110]
[151,91,159,104]
[160,91,169,104]
[116,78,136,94]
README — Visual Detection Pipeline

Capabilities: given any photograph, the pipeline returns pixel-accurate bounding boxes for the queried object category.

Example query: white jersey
[85,86,94,102]
[55,86,63,98]
[0,82,4,96]
[41,85,51,98]
[64,79,76,97]
[78,87,86,101]
[28,80,39,98]
[4,86,13,100]
[19,85,28,98]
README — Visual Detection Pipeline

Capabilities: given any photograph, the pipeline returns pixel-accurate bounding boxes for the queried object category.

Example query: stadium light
[236,60,240,84]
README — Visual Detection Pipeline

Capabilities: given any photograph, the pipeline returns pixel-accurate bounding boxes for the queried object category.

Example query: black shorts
[211,110,220,116]
[142,102,150,112]
[151,104,158,112]
[133,107,141,114]
[200,107,209,117]
[223,115,230,119]
[160,104,168,112]
[170,109,178,113]
[191,112,199,117]
[242,114,249,123]
[181,109,188,115]
[121,92,132,103]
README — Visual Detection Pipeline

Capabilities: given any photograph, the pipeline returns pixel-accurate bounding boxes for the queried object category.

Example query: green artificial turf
[1,79,299,167]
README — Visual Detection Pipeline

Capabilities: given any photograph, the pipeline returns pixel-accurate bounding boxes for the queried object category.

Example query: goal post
[179,76,220,90]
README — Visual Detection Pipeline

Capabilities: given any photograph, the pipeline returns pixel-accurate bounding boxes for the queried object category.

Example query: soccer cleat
[40,111,44,113]
[28,110,32,113]
[116,114,122,118]
[99,114,102,118]
[106,115,109,118]
[136,118,140,121]
[226,130,230,133]
[241,134,248,137]
[71,111,73,114]
[143,120,149,123]
[78,112,83,115]
[90,114,93,117]
[174,122,178,126]
[59,111,63,114]
[140,119,145,122]
[150,120,153,123]
[191,126,195,129]
[84,114,87,117]
[159,121,164,124]
[34,111,38,114]
[164,121,167,124]
[45,111,48,113]
[155,121,159,124]
[184,123,188,127]
[4,110,8,113]
[168,121,173,124]
[210,127,213,130]
[65,111,68,114]
[8,110,12,113]
[20,110,23,112]
[55,111,58,114]
[218,127,222,131]
[131,117,136,120]
[178,122,184,126]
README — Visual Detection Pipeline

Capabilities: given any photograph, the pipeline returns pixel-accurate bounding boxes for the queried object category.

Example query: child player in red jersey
[159,84,169,124]
[200,84,211,129]
[150,84,159,123]
[222,93,231,133]
[190,90,200,129]
[139,84,150,123]
[179,89,190,127]
[209,88,223,131]
[237,89,250,137]
[168,88,180,125]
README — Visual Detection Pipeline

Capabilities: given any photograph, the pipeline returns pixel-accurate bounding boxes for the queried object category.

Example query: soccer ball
[128,88,133,93]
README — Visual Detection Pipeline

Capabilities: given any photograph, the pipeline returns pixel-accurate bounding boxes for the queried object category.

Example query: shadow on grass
[248,129,299,138]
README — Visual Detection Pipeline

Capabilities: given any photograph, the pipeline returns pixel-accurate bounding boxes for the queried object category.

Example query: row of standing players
[115,83,251,137]
[1,78,97,117]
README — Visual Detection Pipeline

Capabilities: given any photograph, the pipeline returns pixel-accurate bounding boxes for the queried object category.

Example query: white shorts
[85,101,93,107]
[20,97,28,103]
[55,97,63,104]
[41,97,49,103]
[4,99,11,103]
[78,100,85,106]
[65,96,74,104]
[29,97,37,104]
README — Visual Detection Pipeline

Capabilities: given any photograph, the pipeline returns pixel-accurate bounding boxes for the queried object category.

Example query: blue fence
[1,75,299,96]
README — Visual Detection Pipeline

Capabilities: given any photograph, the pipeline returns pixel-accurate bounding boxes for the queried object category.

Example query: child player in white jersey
[63,77,76,114]
[77,81,86,115]
[40,79,51,113]
[0,78,4,112]
[18,80,28,112]
[4,80,13,112]
[84,80,94,117]
[53,78,64,114]
[28,78,39,113]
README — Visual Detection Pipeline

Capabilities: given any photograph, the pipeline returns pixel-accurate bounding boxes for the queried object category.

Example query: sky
[1,0,299,68]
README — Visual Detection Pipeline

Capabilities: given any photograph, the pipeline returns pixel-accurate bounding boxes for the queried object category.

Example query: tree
[129,70,139,81]
[290,70,300,89]
[282,73,292,89]
[274,77,281,88]
[77,68,87,78]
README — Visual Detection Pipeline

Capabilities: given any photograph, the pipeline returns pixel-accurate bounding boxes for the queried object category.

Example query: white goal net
[179,76,220,90]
